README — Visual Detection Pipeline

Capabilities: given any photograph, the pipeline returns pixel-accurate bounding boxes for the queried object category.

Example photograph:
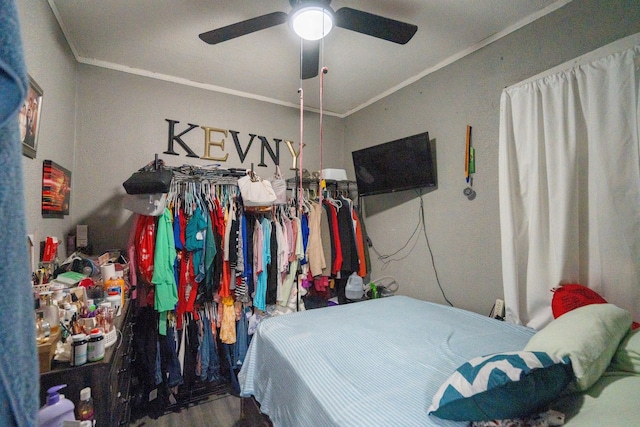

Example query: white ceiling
[48,0,569,117]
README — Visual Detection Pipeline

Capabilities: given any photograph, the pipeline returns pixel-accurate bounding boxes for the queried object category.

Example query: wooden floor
[130,394,245,427]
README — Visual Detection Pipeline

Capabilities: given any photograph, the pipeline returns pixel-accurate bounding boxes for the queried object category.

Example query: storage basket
[104,327,118,348]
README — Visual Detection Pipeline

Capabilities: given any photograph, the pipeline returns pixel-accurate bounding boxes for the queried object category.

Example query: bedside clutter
[40,299,135,427]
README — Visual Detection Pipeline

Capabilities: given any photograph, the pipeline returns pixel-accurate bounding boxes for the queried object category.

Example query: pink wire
[319,67,327,203]
[299,87,304,212]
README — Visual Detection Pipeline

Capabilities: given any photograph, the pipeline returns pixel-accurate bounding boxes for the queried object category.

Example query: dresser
[40,299,135,427]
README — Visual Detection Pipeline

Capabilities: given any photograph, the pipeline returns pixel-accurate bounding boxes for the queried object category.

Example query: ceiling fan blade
[301,39,320,79]
[199,11,288,44]
[335,7,417,45]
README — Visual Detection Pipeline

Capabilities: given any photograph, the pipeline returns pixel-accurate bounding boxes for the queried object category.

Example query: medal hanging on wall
[463,125,476,201]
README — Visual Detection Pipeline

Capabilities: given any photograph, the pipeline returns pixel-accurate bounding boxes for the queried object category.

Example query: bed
[238,296,640,426]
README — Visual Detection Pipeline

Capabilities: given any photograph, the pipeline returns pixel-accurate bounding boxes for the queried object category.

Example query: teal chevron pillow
[428,351,573,421]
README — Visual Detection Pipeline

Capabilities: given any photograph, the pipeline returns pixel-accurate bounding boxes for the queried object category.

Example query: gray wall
[17,0,640,315]
[18,0,76,267]
[344,0,640,313]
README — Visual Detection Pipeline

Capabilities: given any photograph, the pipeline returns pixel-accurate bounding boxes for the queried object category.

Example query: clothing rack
[129,163,369,418]
[285,177,358,201]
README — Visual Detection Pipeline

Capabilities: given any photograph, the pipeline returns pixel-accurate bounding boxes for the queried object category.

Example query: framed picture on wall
[42,160,71,218]
[20,75,43,159]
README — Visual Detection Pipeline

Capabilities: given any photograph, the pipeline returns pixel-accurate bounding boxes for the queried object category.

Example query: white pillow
[525,303,631,391]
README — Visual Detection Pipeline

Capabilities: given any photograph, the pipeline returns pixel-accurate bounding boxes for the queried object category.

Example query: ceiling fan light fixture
[290,5,334,41]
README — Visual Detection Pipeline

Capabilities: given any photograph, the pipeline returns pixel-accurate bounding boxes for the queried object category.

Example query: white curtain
[499,41,640,329]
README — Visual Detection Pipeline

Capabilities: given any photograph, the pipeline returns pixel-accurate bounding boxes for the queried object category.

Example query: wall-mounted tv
[352,131,436,197]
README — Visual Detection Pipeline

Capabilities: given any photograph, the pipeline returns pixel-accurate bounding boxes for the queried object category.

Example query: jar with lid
[39,291,60,334]
[35,311,46,343]
[87,328,104,362]
[70,333,88,366]
[106,291,121,317]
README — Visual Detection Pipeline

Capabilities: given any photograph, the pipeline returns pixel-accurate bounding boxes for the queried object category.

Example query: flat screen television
[352,131,436,197]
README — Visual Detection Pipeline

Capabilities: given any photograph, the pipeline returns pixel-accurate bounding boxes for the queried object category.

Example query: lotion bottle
[37,384,75,427]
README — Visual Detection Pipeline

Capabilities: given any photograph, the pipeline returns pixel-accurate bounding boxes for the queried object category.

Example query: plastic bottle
[370,283,379,299]
[70,334,88,367]
[87,328,105,362]
[345,273,364,299]
[106,291,121,317]
[104,276,125,308]
[77,387,95,424]
[37,384,76,427]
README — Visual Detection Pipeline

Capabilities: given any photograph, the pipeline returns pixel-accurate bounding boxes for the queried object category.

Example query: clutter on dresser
[33,247,130,373]
[37,244,135,426]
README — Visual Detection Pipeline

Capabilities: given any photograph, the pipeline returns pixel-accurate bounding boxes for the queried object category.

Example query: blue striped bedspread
[239,296,535,427]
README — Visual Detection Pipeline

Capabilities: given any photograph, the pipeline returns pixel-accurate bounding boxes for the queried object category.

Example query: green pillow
[609,329,640,373]
[524,303,631,391]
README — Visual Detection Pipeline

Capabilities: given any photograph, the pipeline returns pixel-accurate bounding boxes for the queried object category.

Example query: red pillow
[551,284,608,318]
[552,283,639,329]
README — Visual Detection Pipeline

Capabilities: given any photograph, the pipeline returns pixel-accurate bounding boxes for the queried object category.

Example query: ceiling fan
[199,0,418,79]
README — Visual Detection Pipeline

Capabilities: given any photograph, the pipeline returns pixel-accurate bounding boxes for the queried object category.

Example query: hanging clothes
[253,217,271,311]
[130,165,371,413]
[219,296,237,344]
[307,201,326,277]
[198,304,223,382]
[266,221,279,305]
[185,206,207,283]
[153,208,179,335]
[352,205,371,278]
[323,200,343,275]
[135,214,156,286]
[336,197,359,275]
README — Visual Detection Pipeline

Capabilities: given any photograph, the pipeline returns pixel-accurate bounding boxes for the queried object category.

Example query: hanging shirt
[307,202,326,277]
[274,219,287,301]
[173,209,183,250]
[299,212,310,265]
[337,198,359,274]
[266,221,278,305]
[352,206,370,278]
[219,296,236,344]
[135,214,156,285]
[293,217,305,262]
[185,206,207,282]
[153,208,179,335]
[253,218,271,311]
[323,201,343,275]
[319,202,332,277]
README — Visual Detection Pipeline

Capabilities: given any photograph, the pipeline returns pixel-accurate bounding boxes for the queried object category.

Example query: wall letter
[284,140,304,170]
[164,119,199,158]
[258,137,280,167]
[230,130,258,163]
[201,126,229,161]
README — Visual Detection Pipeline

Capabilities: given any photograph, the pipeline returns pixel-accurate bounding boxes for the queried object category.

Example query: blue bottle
[37,384,76,427]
